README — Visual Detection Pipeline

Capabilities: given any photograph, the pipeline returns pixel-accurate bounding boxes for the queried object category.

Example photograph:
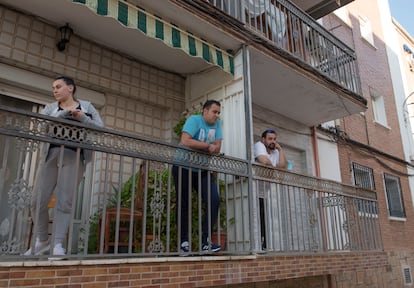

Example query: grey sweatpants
[31,146,85,246]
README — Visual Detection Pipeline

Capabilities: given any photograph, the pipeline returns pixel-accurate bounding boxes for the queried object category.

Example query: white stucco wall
[317,134,342,182]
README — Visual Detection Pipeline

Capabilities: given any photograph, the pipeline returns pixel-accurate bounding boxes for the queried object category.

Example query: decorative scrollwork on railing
[0,238,21,255]
[16,138,39,153]
[342,218,355,250]
[8,178,32,209]
[306,190,320,251]
[322,195,345,209]
[148,187,165,253]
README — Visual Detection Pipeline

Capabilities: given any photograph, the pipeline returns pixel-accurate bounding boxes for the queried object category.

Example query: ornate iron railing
[253,165,382,252]
[0,106,381,260]
[206,0,362,95]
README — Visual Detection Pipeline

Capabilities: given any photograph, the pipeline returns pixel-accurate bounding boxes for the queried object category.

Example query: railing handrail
[253,163,377,201]
[276,0,356,57]
[205,0,362,94]
[0,104,248,176]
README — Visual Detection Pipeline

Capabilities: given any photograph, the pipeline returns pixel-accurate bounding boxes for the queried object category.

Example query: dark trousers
[259,198,267,249]
[172,166,220,244]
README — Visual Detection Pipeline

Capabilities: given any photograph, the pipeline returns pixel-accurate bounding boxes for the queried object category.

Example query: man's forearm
[181,138,209,151]
[277,148,288,169]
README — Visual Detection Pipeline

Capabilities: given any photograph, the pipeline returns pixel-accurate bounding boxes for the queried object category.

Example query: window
[359,16,374,46]
[334,7,351,27]
[371,90,388,126]
[403,266,413,285]
[384,173,406,218]
[352,162,378,215]
[352,162,375,189]
[403,46,414,72]
[352,163,377,214]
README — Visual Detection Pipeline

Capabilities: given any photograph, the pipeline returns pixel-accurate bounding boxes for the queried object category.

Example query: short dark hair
[55,76,77,95]
[203,100,221,110]
[261,129,277,138]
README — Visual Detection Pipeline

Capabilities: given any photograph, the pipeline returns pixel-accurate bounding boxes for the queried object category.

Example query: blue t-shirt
[182,114,222,143]
[175,114,222,168]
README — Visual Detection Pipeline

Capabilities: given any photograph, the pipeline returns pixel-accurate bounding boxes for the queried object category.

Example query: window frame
[383,173,406,218]
[359,15,375,46]
[334,7,351,27]
[352,162,377,216]
[352,162,375,190]
[371,91,388,127]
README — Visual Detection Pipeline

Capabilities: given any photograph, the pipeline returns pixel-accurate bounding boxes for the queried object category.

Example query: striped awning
[72,0,234,75]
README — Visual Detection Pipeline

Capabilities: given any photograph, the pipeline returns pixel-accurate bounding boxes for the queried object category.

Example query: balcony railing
[253,165,382,252]
[206,0,361,95]
[0,105,381,260]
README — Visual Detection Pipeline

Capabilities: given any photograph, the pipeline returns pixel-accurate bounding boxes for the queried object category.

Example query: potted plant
[85,166,149,254]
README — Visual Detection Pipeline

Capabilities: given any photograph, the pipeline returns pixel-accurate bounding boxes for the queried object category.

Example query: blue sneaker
[180,241,189,253]
[202,242,221,252]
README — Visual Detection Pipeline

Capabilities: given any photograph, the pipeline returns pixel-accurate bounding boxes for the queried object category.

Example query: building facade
[391,17,414,210]
[318,0,414,286]
[0,0,411,287]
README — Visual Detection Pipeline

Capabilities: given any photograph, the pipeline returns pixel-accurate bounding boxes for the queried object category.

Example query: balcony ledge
[0,255,257,268]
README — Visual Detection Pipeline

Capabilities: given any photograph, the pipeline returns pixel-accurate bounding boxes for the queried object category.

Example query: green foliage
[86,166,229,253]
[84,209,101,253]
[86,172,143,253]
[173,117,187,138]
[109,173,141,208]
[173,111,202,137]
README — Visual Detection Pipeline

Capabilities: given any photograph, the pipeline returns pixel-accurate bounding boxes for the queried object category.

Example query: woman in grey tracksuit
[25,76,103,257]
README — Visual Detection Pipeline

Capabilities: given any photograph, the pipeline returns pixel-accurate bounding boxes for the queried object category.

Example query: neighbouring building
[391,17,414,212]
[0,0,412,287]
[317,0,414,286]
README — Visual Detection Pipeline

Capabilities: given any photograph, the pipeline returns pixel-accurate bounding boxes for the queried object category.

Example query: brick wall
[0,252,398,288]
[322,3,414,287]
[323,1,414,252]
[336,143,414,250]
[324,3,405,160]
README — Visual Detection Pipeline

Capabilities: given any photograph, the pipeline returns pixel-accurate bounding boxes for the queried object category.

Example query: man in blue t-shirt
[172,100,222,254]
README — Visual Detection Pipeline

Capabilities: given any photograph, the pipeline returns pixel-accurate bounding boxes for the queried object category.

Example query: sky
[388,0,414,37]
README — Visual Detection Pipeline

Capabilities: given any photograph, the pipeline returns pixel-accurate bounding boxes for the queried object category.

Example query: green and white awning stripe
[72,0,234,75]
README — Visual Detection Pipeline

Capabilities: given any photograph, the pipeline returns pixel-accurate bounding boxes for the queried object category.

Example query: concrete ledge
[0,254,257,267]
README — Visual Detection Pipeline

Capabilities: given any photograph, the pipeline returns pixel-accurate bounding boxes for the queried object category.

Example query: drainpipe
[242,44,257,253]
[312,125,329,255]
[311,126,320,177]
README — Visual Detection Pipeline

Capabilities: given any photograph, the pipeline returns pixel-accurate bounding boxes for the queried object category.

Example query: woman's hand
[69,109,84,121]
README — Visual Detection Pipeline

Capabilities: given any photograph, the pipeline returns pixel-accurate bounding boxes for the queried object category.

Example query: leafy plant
[85,162,230,253]
[109,173,142,208]
[86,172,144,253]
[173,111,202,138]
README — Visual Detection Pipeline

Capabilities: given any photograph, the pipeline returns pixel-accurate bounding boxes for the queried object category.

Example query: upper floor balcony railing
[206,0,361,95]
[0,105,381,260]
